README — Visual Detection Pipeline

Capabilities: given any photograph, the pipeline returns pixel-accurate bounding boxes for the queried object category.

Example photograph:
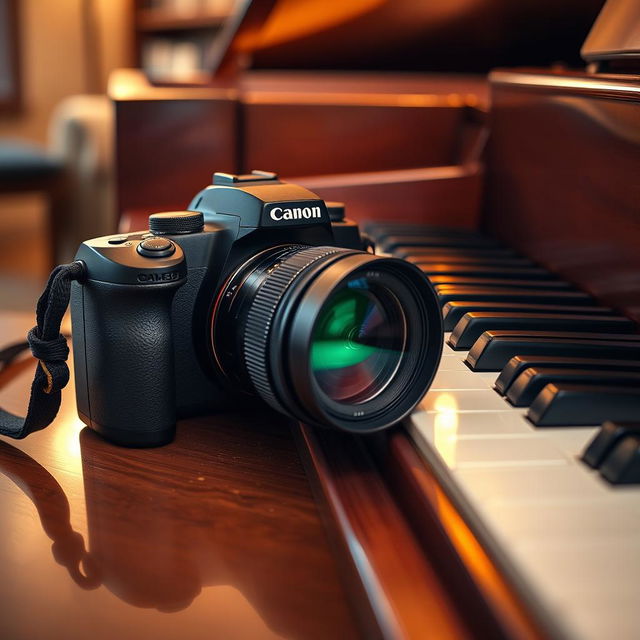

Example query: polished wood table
[0,312,360,640]
[0,311,545,640]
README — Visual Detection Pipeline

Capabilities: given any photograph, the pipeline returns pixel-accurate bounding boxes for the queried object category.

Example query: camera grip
[71,279,183,447]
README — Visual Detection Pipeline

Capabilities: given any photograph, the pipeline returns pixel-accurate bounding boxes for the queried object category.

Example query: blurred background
[0,0,604,311]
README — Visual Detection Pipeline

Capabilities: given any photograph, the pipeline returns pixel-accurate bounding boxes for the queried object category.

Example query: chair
[0,140,67,267]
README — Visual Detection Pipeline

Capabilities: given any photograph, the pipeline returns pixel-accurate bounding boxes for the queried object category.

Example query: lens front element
[311,281,406,404]
[212,245,443,434]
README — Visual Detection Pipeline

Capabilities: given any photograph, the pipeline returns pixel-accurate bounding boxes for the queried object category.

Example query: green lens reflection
[310,282,405,403]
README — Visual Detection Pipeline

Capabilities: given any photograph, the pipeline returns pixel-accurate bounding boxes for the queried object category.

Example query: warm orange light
[430,392,459,468]
[402,444,544,640]
[236,0,385,50]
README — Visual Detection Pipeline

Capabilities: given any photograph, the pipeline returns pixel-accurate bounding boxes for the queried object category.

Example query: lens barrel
[211,245,442,433]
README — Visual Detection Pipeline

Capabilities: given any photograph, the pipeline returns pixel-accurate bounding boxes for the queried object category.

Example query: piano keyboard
[365,222,640,640]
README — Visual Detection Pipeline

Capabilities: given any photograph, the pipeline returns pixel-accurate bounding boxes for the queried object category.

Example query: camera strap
[0,261,85,439]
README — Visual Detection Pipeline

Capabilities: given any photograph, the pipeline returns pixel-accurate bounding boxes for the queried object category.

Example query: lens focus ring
[243,246,345,411]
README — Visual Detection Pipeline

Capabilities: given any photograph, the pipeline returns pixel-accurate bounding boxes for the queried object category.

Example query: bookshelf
[134,0,236,82]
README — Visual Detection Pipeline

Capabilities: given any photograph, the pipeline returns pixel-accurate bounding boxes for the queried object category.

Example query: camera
[70,171,443,447]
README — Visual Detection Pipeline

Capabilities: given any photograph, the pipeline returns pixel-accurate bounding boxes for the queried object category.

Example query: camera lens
[211,245,442,433]
[311,283,405,403]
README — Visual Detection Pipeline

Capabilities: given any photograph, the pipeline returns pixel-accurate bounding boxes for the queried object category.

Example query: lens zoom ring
[243,246,345,411]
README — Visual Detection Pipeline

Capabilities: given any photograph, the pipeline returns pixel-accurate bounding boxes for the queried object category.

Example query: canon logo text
[269,205,322,222]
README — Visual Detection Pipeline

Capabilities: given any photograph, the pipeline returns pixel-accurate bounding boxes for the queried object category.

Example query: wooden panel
[111,70,486,220]
[295,425,472,640]
[0,312,361,640]
[119,164,483,233]
[110,71,239,215]
[242,100,466,176]
[297,164,483,227]
[483,69,640,322]
[377,430,552,640]
[239,71,488,102]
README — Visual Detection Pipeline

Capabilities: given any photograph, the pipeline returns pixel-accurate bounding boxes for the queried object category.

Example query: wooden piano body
[107,5,640,634]
[112,69,487,231]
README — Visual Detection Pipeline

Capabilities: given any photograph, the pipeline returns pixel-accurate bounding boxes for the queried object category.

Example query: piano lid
[582,0,640,63]
[204,0,603,77]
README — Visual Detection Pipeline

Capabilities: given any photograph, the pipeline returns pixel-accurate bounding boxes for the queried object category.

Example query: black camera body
[71,171,443,447]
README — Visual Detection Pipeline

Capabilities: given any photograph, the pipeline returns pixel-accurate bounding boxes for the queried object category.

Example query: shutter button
[137,236,176,258]
[108,235,129,244]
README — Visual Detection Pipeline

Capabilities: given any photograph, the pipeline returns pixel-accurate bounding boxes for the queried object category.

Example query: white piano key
[476,372,501,388]
[421,389,513,412]
[509,537,640,640]
[430,369,490,390]
[401,243,640,640]
[453,464,611,506]
[437,355,469,371]
[568,594,640,640]
[536,427,600,459]
[409,410,534,437]
[481,497,640,541]
[439,435,567,469]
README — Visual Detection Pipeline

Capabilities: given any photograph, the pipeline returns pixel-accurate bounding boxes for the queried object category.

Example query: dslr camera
[71,171,443,447]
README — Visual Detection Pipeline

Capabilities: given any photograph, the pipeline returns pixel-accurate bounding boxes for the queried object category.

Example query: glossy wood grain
[110,70,239,216]
[484,68,640,323]
[119,163,483,233]
[0,312,360,640]
[377,430,552,640]
[242,101,468,176]
[109,69,486,223]
[296,164,483,226]
[296,425,471,640]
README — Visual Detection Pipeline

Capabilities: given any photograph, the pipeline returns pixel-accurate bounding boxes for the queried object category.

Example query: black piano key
[495,356,640,395]
[380,234,501,252]
[422,265,555,279]
[582,421,640,469]
[449,313,636,351]
[444,303,614,332]
[378,231,486,243]
[466,334,640,372]
[436,287,593,307]
[400,249,527,261]
[506,368,640,407]
[429,276,573,289]
[527,384,640,427]
[376,228,490,239]
[363,223,478,238]
[599,434,640,485]
[404,254,533,266]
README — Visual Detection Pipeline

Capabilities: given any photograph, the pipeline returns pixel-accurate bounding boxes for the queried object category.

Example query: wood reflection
[0,334,360,640]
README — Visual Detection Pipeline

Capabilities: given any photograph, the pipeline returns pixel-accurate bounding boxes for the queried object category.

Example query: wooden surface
[109,69,486,222]
[0,311,360,640]
[377,431,549,640]
[484,68,640,322]
[241,101,469,176]
[297,426,472,640]
[111,70,239,216]
[296,165,483,228]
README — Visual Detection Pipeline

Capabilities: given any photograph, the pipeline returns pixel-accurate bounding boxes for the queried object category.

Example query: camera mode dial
[149,211,204,235]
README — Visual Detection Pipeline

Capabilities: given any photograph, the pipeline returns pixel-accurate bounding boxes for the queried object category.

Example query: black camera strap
[0,262,85,439]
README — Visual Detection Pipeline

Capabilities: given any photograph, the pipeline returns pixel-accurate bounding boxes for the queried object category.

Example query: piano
[2,1,637,639]
[304,3,640,636]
